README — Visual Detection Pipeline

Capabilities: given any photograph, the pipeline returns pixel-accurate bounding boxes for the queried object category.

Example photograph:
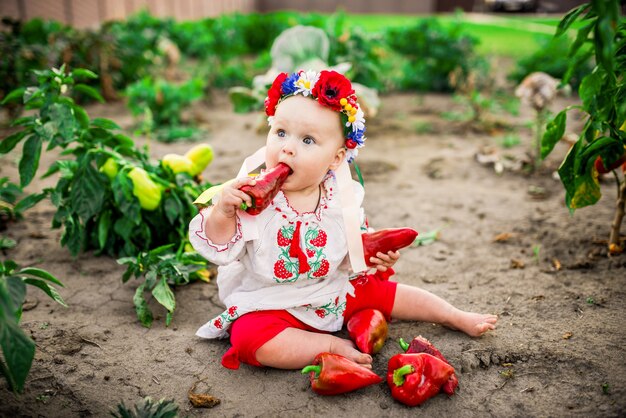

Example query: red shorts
[221,269,397,369]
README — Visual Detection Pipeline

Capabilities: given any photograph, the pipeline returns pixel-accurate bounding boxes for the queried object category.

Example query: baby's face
[266,95,346,194]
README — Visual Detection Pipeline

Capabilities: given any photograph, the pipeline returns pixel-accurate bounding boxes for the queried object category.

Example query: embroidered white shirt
[189,173,365,338]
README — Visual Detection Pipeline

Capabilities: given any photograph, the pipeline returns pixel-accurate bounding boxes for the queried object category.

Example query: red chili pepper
[301,352,382,395]
[239,163,292,215]
[346,309,388,355]
[387,353,455,407]
[594,154,626,174]
[399,335,459,395]
[362,228,418,266]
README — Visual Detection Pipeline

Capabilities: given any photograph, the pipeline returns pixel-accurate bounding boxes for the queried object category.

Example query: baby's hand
[369,250,400,272]
[215,177,256,218]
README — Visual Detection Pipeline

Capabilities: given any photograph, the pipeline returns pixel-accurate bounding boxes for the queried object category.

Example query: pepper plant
[0,260,66,392]
[1,66,215,326]
[541,1,625,254]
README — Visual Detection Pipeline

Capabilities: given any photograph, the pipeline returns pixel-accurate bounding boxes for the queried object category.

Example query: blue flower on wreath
[347,128,366,146]
[281,73,300,95]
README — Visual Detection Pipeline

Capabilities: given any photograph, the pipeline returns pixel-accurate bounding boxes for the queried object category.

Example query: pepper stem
[301,365,321,377]
[239,202,248,210]
[398,338,409,352]
[393,364,414,387]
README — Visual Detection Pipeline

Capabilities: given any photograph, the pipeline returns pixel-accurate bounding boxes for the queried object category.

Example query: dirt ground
[1,85,625,417]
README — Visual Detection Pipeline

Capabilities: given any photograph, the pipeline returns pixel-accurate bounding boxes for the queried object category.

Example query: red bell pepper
[239,162,292,215]
[346,309,388,355]
[387,353,455,407]
[594,154,626,174]
[301,352,382,395]
[399,335,459,395]
[362,228,418,266]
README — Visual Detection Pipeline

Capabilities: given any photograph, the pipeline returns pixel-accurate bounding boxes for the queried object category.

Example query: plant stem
[534,109,545,172]
[608,177,625,252]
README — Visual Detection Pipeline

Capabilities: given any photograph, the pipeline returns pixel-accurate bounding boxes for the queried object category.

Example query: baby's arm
[204,177,256,244]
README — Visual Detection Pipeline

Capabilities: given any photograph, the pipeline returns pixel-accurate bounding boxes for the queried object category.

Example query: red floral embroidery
[313,259,330,278]
[315,309,326,318]
[214,318,223,329]
[309,230,327,247]
[277,228,290,246]
[274,259,294,280]
[228,306,237,316]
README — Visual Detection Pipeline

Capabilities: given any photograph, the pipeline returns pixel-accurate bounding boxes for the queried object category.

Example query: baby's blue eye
[303,137,315,145]
[277,130,285,138]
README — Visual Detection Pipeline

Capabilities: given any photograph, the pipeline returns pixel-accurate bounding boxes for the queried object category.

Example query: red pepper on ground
[387,353,455,407]
[362,228,418,266]
[347,309,388,354]
[301,352,382,395]
[239,163,292,215]
[399,335,459,395]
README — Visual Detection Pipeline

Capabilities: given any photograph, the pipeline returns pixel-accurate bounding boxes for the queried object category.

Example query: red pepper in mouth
[239,162,292,215]
[347,309,388,354]
[362,228,418,266]
[301,352,382,395]
[387,353,455,407]
[399,335,459,395]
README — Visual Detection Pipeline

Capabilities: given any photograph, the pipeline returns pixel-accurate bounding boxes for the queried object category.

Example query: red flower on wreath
[312,70,355,112]
[265,72,288,116]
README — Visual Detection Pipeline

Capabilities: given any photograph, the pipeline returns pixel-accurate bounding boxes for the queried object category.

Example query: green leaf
[569,21,594,58]
[0,87,26,105]
[13,191,48,215]
[73,84,105,103]
[91,118,120,131]
[19,267,64,287]
[112,174,141,222]
[555,3,590,37]
[71,103,90,130]
[0,319,36,393]
[0,130,27,154]
[48,103,78,145]
[3,276,25,320]
[558,137,583,209]
[152,277,175,314]
[18,135,42,187]
[22,278,67,307]
[98,210,112,250]
[164,193,183,225]
[23,87,42,105]
[69,162,106,220]
[569,173,601,209]
[579,71,603,113]
[541,110,567,159]
[72,68,98,80]
[133,283,153,328]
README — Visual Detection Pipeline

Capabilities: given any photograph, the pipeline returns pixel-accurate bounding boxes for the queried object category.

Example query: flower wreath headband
[264,70,366,163]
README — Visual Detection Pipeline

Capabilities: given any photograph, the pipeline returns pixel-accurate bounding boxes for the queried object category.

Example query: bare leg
[391,284,497,337]
[255,328,373,369]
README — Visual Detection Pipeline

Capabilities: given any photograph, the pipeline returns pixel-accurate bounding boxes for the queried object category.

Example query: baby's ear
[329,147,347,171]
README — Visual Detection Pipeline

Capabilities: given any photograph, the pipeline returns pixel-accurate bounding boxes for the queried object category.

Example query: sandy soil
[1,88,625,417]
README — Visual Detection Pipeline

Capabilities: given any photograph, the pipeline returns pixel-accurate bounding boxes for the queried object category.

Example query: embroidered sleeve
[188,207,246,265]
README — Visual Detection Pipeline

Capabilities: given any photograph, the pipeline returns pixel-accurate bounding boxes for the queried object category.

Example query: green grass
[343,13,567,57]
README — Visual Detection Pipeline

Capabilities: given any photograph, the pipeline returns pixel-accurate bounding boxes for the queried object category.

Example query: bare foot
[329,336,373,368]
[447,311,498,337]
